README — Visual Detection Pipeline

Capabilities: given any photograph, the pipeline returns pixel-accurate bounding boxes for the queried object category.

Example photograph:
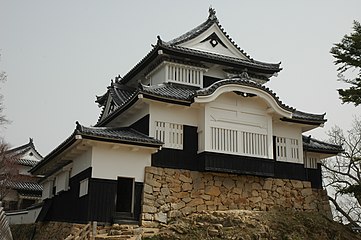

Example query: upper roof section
[7,138,43,165]
[112,8,281,88]
[166,8,267,62]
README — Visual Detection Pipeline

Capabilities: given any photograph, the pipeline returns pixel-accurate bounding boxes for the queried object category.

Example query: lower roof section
[30,122,163,176]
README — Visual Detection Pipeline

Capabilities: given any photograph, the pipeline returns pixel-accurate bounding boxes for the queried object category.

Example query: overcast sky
[1,0,361,155]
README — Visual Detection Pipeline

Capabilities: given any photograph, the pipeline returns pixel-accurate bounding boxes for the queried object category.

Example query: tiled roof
[17,159,40,167]
[98,77,326,126]
[109,83,138,107]
[196,78,295,112]
[141,83,197,102]
[7,138,43,159]
[292,111,326,123]
[8,181,43,192]
[159,43,281,72]
[31,122,163,175]
[167,8,253,60]
[164,8,280,71]
[76,123,163,146]
[303,135,343,154]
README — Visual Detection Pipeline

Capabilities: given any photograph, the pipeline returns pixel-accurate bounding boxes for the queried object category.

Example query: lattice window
[211,127,238,153]
[276,137,287,161]
[154,121,183,149]
[167,64,203,87]
[304,156,318,169]
[210,127,268,158]
[79,178,89,197]
[290,139,299,161]
[275,137,301,162]
[241,131,268,157]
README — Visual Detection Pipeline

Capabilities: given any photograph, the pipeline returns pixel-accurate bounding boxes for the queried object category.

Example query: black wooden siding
[152,125,199,170]
[130,114,149,135]
[44,168,92,223]
[201,152,275,177]
[152,125,323,189]
[42,168,144,224]
[203,76,222,88]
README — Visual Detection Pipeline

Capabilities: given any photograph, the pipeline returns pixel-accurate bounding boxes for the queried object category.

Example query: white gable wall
[203,92,273,159]
[71,148,92,178]
[91,144,152,182]
[149,101,199,139]
[22,149,42,161]
[179,24,248,60]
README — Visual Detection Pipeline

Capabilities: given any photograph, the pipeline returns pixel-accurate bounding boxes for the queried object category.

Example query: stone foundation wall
[10,222,85,240]
[141,166,332,226]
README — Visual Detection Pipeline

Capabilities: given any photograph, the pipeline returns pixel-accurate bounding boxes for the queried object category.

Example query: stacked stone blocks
[141,166,331,226]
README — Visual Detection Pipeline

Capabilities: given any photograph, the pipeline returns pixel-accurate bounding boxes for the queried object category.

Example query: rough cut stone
[147,179,162,188]
[154,212,167,224]
[188,198,204,207]
[161,187,171,195]
[205,186,221,196]
[301,188,313,197]
[143,184,153,194]
[182,182,192,191]
[171,201,186,210]
[143,205,157,213]
[223,178,235,189]
[179,174,193,183]
[142,166,332,226]
[290,180,304,189]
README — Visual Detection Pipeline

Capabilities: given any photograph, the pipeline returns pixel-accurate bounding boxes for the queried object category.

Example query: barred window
[155,121,183,149]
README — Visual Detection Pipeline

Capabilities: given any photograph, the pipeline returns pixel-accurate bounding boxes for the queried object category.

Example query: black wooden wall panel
[130,114,149,135]
[152,125,200,170]
[44,168,92,223]
[88,178,117,223]
[201,152,275,177]
[305,163,322,189]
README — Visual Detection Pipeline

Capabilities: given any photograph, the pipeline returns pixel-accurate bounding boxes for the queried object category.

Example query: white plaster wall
[203,92,273,158]
[41,181,52,200]
[179,24,248,60]
[71,149,92,178]
[204,66,227,80]
[273,121,303,164]
[6,205,42,225]
[18,165,32,175]
[149,102,199,138]
[55,171,69,194]
[91,144,152,182]
[22,150,42,161]
[149,66,166,85]
[113,103,149,128]
[273,122,302,139]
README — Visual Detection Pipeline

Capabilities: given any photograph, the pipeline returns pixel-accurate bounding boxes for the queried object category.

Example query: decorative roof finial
[208,6,216,20]
[29,137,33,144]
[157,35,163,45]
[75,121,83,131]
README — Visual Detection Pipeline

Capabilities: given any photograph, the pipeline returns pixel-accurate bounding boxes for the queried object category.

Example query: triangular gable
[167,8,250,61]
[178,23,249,60]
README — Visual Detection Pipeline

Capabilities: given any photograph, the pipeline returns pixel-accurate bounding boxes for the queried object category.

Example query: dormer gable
[166,8,251,61]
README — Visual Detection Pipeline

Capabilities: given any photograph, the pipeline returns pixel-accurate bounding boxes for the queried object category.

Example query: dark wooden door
[116,177,134,213]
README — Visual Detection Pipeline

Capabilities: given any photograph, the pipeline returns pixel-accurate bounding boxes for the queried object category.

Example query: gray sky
[1,0,361,155]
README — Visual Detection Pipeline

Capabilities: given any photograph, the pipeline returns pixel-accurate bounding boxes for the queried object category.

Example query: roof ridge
[196,78,295,112]
[165,8,257,62]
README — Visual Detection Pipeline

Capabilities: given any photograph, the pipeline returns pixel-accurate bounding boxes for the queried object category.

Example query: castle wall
[141,166,332,226]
